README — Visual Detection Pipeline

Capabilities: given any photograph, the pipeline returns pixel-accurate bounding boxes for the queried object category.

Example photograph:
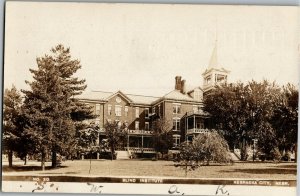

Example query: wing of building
[76,42,230,159]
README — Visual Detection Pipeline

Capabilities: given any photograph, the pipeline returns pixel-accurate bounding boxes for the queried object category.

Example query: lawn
[2,159,297,180]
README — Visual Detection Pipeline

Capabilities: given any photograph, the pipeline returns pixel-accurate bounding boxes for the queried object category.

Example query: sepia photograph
[2,1,298,195]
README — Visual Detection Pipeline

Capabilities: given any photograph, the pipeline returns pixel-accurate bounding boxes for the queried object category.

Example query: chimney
[181,79,186,94]
[175,76,182,90]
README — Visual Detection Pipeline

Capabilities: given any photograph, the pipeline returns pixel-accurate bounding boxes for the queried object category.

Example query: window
[115,105,122,116]
[95,104,100,115]
[158,105,161,115]
[135,107,139,118]
[173,135,180,147]
[135,121,139,130]
[173,118,180,131]
[108,105,112,115]
[145,122,149,130]
[216,74,226,83]
[193,105,198,113]
[125,106,129,117]
[145,108,149,118]
[197,105,202,112]
[116,120,121,128]
[196,118,205,129]
[196,121,204,129]
[124,121,129,127]
[152,107,156,114]
[193,105,202,113]
[173,103,181,114]
[206,76,211,84]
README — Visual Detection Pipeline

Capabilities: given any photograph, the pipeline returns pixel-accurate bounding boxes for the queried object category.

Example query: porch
[126,130,156,155]
[182,111,210,141]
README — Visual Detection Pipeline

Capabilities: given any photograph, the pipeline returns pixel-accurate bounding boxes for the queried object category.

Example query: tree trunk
[111,143,114,161]
[41,151,46,171]
[206,159,210,166]
[295,143,297,163]
[8,150,13,168]
[89,151,92,174]
[51,150,57,168]
[241,139,248,161]
[185,163,188,177]
[24,155,27,165]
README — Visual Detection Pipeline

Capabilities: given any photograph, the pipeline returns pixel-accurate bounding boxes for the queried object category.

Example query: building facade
[77,44,230,159]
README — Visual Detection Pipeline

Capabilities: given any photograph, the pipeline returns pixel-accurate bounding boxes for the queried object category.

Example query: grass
[2,159,297,180]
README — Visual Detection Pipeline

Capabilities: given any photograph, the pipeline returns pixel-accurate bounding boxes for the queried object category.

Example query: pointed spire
[208,40,220,69]
[208,19,220,70]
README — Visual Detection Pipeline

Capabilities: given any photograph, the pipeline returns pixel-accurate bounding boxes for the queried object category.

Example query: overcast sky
[4,2,299,96]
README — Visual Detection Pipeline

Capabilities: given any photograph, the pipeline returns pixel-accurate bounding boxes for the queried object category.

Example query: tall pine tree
[22,45,93,170]
[3,85,22,168]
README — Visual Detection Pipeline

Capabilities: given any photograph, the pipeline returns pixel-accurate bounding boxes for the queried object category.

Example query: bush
[282,151,292,161]
[270,148,282,162]
[151,157,157,161]
[175,131,232,176]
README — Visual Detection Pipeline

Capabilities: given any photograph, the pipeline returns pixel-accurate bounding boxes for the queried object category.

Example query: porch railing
[99,129,154,135]
[127,130,154,135]
[186,111,209,116]
[125,147,156,153]
[186,128,210,135]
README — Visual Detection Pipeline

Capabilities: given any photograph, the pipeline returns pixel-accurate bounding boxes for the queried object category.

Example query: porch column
[127,134,130,150]
[96,132,100,159]
[193,115,196,131]
[141,134,144,157]
[186,117,187,142]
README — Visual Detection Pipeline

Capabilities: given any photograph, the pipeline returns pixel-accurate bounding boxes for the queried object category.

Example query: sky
[4,2,299,97]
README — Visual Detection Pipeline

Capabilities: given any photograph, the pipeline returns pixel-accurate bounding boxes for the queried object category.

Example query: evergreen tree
[22,45,93,170]
[3,85,22,167]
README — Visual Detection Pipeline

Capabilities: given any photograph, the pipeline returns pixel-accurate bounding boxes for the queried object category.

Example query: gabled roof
[76,90,159,105]
[202,67,230,76]
[107,91,133,103]
[126,94,159,105]
[161,90,196,102]
[76,91,113,102]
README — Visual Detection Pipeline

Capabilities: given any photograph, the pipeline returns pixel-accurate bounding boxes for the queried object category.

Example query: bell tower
[202,40,230,93]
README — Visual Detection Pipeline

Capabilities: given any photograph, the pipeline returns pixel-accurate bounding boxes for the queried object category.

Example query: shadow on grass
[273,164,297,169]
[221,167,296,175]
[166,163,233,167]
[2,165,68,172]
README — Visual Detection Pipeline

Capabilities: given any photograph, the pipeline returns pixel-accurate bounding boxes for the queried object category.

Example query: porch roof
[183,110,210,118]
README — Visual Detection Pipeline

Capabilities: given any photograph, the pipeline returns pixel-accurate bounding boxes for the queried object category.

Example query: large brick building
[77,44,230,159]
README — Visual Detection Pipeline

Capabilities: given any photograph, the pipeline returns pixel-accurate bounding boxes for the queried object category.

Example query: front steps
[115,150,130,160]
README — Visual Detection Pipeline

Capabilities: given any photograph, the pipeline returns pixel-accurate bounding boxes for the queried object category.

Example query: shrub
[270,148,282,162]
[174,131,232,177]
